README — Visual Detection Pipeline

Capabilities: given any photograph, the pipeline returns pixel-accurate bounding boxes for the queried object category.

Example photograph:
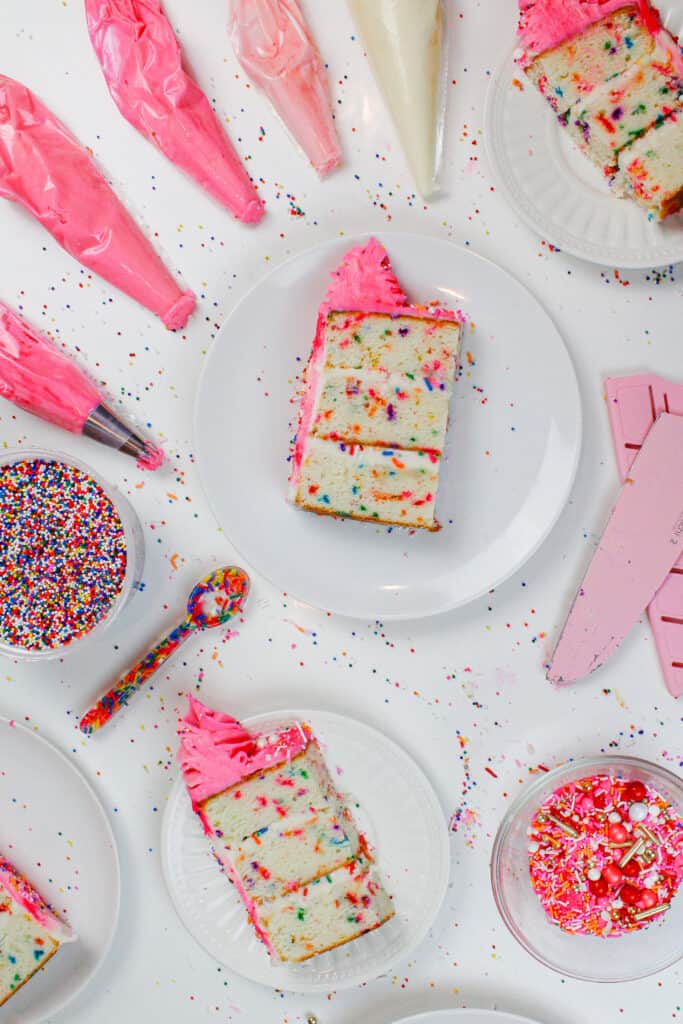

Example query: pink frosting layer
[230,0,341,176]
[177,696,309,810]
[0,75,195,329]
[0,302,101,432]
[0,855,73,942]
[86,0,264,224]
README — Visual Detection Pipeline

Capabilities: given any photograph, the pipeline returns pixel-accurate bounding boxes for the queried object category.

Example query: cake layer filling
[617,112,683,217]
[565,48,683,173]
[231,805,360,903]
[293,438,441,530]
[313,367,453,450]
[202,744,334,845]
[257,855,395,962]
[323,311,461,374]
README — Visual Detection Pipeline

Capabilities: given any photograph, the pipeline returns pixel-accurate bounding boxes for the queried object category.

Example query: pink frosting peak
[85,0,265,224]
[321,237,464,322]
[0,302,101,432]
[230,0,342,176]
[0,75,195,328]
[518,0,663,57]
[177,696,309,809]
[0,855,74,942]
[322,237,408,313]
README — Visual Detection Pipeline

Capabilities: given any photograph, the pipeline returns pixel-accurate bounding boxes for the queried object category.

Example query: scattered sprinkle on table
[528,774,683,937]
[0,459,127,652]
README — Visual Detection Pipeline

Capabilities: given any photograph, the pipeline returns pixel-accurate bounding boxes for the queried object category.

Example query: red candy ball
[620,884,641,906]
[588,878,608,898]
[608,823,629,844]
[622,859,641,878]
[624,781,647,803]
[638,889,658,910]
[602,863,623,887]
[592,791,608,809]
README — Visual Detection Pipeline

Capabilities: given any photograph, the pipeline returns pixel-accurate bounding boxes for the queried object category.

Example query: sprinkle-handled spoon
[79,566,250,735]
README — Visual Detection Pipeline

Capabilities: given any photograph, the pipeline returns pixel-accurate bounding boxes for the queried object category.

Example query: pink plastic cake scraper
[547,413,683,686]
[606,373,683,697]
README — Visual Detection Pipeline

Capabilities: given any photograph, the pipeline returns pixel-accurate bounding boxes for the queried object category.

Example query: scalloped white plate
[195,232,582,620]
[161,709,449,993]
[485,3,683,268]
[0,718,120,1024]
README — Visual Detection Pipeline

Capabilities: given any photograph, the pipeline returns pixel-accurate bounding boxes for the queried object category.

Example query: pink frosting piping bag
[0,301,164,469]
[0,74,195,329]
[85,0,264,224]
[229,0,342,176]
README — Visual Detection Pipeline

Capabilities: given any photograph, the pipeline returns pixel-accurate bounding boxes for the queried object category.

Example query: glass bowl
[0,446,144,661]
[491,755,683,982]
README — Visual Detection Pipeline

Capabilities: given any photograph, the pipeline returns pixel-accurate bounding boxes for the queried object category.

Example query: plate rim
[194,230,583,620]
[0,716,122,1024]
[391,1011,545,1024]
[160,706,450,993]
[484,45,683,269]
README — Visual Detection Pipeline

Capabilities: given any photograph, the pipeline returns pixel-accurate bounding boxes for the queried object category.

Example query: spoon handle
[79,619,195,735]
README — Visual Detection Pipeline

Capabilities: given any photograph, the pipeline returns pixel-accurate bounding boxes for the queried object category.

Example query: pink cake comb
[605,373,683,698]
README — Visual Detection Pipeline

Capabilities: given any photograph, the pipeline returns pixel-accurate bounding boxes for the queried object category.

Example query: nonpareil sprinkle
[0,459,127,651]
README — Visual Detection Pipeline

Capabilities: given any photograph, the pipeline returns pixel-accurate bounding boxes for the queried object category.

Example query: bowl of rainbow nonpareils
[0,447,144,660]
[491,756,683,982]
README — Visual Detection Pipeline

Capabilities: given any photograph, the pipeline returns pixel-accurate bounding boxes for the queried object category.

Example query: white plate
[485,3,683,268]
[0,718,120,1024]
[195,233,582,619]
[161,709,449,993]
[393,1013,543,1024]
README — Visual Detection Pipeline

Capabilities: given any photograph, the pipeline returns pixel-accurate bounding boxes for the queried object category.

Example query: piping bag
[0,302,164,469]
[229,0,341,177]
[0,75,195,330]
[348,0,447,198]
[85,0,265,224]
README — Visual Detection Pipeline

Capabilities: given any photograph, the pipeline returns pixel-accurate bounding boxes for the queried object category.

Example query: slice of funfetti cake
[177,697,394,963]
[288,238,463,531]
[0,855,75,1006]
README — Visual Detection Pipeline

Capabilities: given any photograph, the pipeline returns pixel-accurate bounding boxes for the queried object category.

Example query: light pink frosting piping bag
[229,0,341,176]
[0,301,164,469]
[85,0,265,224]
[0,74,195,329]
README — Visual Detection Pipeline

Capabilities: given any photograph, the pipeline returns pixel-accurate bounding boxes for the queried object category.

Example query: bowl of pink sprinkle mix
[0,449,144,659]
[491,756,683,981]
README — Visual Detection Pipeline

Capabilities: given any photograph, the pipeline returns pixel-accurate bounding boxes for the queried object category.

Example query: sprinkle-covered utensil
[79,566,250,735]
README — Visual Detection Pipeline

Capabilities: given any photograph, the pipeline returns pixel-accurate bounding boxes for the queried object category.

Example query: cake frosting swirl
[177,696,308,808]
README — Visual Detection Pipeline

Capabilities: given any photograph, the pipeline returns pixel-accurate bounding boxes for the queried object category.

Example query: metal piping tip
[83,404,156,464]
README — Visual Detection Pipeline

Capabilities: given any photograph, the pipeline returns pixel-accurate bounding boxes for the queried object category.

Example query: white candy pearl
[587,868,601,882]
[528,842,539,854]
[648,804,661,818]
[608,812,622,823]
[628,802,648,822]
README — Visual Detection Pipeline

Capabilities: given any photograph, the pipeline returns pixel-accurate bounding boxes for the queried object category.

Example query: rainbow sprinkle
[529,773,683,937]
[0,459,127,651]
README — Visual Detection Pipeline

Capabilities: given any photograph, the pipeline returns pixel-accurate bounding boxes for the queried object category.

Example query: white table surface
[1,2,681,1023]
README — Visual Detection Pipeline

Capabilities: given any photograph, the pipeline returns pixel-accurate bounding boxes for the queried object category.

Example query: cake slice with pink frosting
[177,697,394,962]
[0,855,75,1006]
[288,238,463,530]
[517,1,683,217]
